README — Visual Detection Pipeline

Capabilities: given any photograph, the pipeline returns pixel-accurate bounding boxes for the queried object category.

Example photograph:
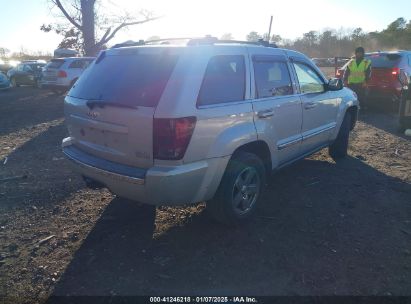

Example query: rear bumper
[62,138,229,205]
[367,85,403,102]
[41,83,69,90]
[0,83,10,90]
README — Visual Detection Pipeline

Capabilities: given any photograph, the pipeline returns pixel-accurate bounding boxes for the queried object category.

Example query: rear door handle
[304,102,317,110]
[257,109,275,118]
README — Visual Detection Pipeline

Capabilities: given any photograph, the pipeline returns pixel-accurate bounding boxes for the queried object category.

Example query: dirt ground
[0,87,410,303]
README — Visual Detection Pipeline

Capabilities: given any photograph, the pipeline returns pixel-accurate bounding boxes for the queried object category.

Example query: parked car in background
[62,38,358,225]
[0,59,20,73]
[336,51,411,109]
[7,61,46,88]
[312,58,331,67]
[0,71,11,90]
[40,57,94,92]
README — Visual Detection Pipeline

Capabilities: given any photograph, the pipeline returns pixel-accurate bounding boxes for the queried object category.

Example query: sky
[0,0,410,54]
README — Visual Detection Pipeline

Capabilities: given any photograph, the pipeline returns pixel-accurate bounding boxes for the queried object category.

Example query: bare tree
[43,0,159,55]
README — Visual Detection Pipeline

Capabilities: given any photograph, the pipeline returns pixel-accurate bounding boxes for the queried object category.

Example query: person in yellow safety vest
[343,47,372,110]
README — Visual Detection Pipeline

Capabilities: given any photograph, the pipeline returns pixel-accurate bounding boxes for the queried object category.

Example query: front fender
[331,88,359,140]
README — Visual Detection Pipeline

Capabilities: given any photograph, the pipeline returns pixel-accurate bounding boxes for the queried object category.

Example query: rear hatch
[42,59,65,82]
[366,53,402,87]
[65,47,181,169]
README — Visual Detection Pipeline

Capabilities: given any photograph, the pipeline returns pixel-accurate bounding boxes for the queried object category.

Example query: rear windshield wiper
[86,100,138,110]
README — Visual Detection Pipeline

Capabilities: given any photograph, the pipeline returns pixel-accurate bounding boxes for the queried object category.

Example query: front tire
[329,112,351,160]
[206,152,265,226]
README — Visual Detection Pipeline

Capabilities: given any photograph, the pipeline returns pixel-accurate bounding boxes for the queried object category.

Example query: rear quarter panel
[154,46,257,163]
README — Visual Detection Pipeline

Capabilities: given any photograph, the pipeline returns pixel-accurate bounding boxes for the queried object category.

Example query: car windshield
[366,53,402,68]
[69,50,180,107]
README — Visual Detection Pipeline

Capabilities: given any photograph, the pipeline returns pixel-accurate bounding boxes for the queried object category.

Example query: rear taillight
[57,70,67,78]
[391,68,400,76]
[153,117,196,160]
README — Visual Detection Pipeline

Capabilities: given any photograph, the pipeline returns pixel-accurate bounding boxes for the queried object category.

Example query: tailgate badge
[87,111,100,119]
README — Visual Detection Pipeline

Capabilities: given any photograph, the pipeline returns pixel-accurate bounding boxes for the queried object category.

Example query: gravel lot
[0,87,410,303]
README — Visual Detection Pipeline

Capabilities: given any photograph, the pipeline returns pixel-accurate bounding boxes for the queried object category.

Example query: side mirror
[327,78,343,91]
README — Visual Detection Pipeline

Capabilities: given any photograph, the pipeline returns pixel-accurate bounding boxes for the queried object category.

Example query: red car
[336,51,411,110]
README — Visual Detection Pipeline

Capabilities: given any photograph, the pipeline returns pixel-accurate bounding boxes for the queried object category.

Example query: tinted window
[23,65,32,72]
[293,62,324,94]
[254,60,293,98]
[69,60,89,69]
[27,63,45,71]
[69,51,179,107]
[198,55,245,106]
[47,59,65,69]
[366,53,402,68]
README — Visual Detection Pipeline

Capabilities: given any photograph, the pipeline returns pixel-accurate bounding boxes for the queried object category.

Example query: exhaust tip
[82,176,106,190]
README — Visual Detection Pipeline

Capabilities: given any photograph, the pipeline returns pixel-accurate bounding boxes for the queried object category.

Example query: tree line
[244,17,411,58]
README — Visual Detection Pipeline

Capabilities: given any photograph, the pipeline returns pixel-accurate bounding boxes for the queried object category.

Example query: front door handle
[257,109,275,118]
[304,102,317,110]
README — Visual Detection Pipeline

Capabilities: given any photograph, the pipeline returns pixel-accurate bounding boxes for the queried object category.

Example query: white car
[40,57,94,92]
[62,38,359,225]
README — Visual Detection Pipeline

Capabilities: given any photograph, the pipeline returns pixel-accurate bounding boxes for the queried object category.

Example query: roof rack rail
[111,36,278,49]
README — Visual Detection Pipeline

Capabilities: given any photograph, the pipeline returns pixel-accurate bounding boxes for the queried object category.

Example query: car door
[14,64,25,84]
[21,65,35,85]
[251,54,303,167]
[291,59,339,154]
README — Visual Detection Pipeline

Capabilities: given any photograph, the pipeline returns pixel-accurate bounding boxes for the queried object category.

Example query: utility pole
[267,16,273,42]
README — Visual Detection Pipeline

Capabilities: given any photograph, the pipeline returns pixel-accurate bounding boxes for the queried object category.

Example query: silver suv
[41,57,94,92]
[62,38,359,225]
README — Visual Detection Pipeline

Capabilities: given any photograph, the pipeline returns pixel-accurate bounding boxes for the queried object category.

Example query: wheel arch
[232,140,272,177]
[346,105,358,130]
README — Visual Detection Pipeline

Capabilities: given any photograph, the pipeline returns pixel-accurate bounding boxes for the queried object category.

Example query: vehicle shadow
[49,155,411,297]
[0,87,65,136]
[0,122,83,209]
[359,111,409,141]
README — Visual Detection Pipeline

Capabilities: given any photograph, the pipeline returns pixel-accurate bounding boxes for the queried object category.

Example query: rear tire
[329,112,351,161]
[206,152,265,226]
[10,77,19,88]
[35,79,42,89]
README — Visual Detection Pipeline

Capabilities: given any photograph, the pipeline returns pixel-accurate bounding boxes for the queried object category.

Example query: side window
[83,60,93,69]
[408,55,411,67]
[293,62,324,94]
[17,64,23,72]
[197,55,245,106]
[253,60,293,98]
[23,65,32,72]
[69,60,83,69]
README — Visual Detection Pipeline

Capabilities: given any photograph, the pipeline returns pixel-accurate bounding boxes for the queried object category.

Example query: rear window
[366,53,402,68]
[47,59,65,69]
[69,50,179,107]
